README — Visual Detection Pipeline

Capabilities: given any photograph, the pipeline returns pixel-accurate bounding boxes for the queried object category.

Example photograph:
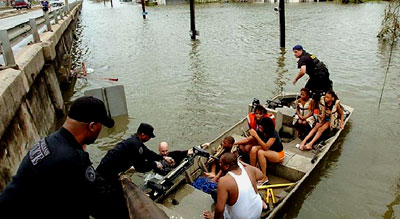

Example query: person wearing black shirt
[0,96,115,219]
[96,123,170,219]
[292,45,332,93]
[156,141,193,175]
[255,117,285,185]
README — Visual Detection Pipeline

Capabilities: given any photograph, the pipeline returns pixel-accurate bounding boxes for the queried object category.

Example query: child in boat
[235,117,284,183]
[205,136,236,182]
[293,88,315,139]
[299,90,344,150]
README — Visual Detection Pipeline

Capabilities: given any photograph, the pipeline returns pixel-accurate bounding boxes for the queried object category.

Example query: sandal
[257,179,270,186]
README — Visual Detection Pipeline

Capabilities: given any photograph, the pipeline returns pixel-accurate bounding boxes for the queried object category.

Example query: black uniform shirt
[168,150,188,166]
[96,134,163,183]
[155,150,189,176]
[256,129,283,152]
[0,128,98,219]
[297,51,317,77]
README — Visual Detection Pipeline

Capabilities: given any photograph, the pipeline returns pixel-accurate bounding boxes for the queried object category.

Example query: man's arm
[214,177,229,219]
[293,65,306,85]
[132,146,163,173]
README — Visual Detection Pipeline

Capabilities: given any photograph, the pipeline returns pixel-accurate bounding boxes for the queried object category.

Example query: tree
[377,0,400,40]
[377,0,399,111]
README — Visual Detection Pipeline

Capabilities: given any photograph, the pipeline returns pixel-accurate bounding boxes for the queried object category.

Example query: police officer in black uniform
[0,96,114,219]
[96,122,167,218]
[292,45,333,94]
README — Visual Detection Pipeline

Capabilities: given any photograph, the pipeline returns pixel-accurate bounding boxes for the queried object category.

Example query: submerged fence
[0,1,81,68]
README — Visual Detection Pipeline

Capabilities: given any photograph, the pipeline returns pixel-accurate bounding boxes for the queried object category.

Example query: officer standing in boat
[292,45,333,94]
[0,96,115,219]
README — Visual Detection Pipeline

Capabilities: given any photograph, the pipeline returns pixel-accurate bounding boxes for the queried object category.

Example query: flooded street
[72,0,400,218]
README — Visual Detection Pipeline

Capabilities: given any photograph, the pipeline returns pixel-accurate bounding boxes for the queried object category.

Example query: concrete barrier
[0,2,82,191]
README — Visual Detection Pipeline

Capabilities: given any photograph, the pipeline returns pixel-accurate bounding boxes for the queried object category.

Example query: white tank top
[224,162,263,219]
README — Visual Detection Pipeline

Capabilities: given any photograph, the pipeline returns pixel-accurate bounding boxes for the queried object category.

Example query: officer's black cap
[68,96,115,128]
[292,44,303,51]
[137,123,155,138]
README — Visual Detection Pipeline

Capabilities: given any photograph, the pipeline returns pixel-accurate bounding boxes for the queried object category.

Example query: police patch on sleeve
[85,166,96,182]
[29,138,50,166]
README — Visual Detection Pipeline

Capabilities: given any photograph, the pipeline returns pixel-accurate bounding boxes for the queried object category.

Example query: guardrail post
[44,11,52,31]
[54,9,59,24]
[29,19,41,43]
[66,0,69,11]
[0,29,16,67]
[59,8,63,19]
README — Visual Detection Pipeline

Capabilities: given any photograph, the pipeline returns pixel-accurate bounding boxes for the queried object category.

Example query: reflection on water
[383,177,400,219]
[72,1,400,218]
[273,47,288,96]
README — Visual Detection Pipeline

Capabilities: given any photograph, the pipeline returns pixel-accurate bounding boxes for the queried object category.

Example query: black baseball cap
[137,123,155,138]
[292,45,303,51]
[68,96,115,128]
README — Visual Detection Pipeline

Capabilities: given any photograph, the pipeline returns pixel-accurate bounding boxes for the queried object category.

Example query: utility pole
[279,0,285,48]
[141,0,146,19]
[189,0,197,40]
[111,0,113,7]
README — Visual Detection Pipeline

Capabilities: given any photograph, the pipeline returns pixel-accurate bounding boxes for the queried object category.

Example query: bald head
[63,117,102,147]
[220,152,238,172]
[159,141,169,157]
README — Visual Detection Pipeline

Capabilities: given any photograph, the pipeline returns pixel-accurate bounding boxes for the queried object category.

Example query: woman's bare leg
[305,122,330,149]
[257,150,281,182]
[244,144,252,154]
[250,146,261,166]
[300,123,321,149]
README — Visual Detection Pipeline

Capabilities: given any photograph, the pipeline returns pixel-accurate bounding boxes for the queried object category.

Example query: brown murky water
[71,1,400,218]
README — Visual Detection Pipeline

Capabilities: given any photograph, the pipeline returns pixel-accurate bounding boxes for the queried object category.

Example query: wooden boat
[142,93,354,218]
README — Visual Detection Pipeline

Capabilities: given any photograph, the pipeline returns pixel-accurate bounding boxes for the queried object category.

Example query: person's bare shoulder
[219,174,234,189]
[219,174,230,184]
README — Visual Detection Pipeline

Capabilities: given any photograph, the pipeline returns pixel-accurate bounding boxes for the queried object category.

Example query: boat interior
[144,94,353,218]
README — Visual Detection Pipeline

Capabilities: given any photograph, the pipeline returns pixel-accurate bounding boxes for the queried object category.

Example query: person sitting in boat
[299,90,344,150]
[203,153,264,219]
[236,117,284,181]
[293,88,315,139]
[205,136,236,182]
[238,105,275,163]
[156,141,193,175]
[247,104,275,131]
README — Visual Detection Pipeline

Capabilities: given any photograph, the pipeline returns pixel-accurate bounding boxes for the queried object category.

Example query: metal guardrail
[0,1,81,68]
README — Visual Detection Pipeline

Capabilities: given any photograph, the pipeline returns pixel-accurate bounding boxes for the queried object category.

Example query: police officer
[96,123,168,218]
[292,45,333,94]
[0,96,114,219]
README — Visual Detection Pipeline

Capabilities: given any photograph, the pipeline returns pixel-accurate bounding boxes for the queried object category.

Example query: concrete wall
[0,4,82,191]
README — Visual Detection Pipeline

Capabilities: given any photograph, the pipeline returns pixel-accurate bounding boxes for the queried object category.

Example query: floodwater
[71,0,400,218]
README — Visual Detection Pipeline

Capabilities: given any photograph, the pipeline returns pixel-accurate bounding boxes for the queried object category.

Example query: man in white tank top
[203,153,263,219]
